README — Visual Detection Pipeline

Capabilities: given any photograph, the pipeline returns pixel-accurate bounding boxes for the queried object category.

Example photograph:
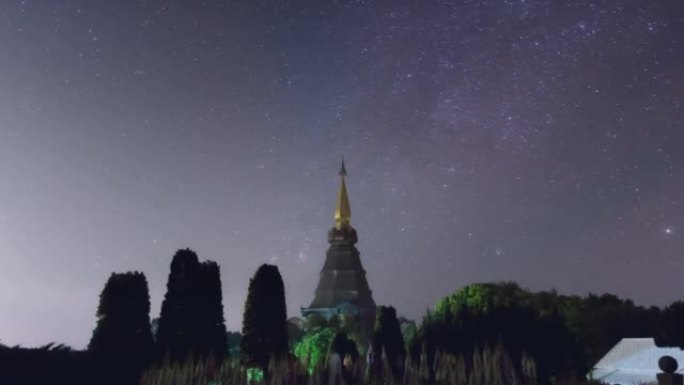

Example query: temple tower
[301,160,376,340]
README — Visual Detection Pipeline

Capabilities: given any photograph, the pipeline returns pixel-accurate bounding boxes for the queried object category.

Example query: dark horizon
[0,0,683,349]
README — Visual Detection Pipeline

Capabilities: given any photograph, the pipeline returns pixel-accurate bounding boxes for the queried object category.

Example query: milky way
[0,0,682,348]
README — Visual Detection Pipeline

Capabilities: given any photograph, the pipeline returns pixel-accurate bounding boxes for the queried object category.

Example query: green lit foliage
[401,320,417,348]
[302,314,364,352]
[246,367,264,383]
[293,327,336,374]
[433,282,530,318]
[430,282,667,377]
[421,283,588,385]
[226,331,242,357]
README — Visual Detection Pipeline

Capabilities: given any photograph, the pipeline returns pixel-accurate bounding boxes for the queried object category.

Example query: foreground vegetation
[139,344,606,385]
[419,282,682,372]
[2,248,681,385]
[141,344,538,385]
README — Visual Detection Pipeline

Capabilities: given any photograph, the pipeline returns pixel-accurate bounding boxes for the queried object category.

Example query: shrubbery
[141,343,539,385]
[9,256,679,385]
[293,327,336,374]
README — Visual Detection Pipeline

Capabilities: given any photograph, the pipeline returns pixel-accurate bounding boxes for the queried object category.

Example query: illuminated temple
[301,160,377,337]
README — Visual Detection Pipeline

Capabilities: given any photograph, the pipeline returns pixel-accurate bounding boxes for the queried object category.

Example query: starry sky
[0,0,683,349]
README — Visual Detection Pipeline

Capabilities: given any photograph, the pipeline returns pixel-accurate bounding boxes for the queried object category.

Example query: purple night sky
[0,0,683,349]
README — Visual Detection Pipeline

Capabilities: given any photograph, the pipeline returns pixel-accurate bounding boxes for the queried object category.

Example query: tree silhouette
[88,271,154,385]
[156,248,228,361]
[372,306,406,378]
[330,331,358,361]
[150,317,159,341]
[156,249,200,361]
[197,260,228,359]
[226,331,242,356]
[420,283,589,385]
[0,343,96,385]
[240,264,288,369]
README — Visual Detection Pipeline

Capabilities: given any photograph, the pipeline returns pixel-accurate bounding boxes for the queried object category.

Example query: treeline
[4,252,684,385]
[155,249,228,362]
[410,282,684,384]
[0,248,233,385]
[0,343,96,385]
[88,249,231,385]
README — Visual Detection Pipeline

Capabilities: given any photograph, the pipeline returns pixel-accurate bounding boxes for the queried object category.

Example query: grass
[140,344,550,385]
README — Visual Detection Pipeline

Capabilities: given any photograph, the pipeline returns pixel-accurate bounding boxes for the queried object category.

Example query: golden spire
[334,158,351,229]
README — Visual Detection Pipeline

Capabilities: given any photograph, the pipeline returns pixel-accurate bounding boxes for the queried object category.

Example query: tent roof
[591,338,684,385]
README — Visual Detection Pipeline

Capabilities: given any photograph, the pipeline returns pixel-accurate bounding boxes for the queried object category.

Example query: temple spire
[334,159,351,229]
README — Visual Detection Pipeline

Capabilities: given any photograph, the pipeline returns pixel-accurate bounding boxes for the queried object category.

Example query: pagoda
[301,160,377,338]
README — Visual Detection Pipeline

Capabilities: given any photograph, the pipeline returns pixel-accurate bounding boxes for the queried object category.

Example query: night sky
[0,0,683,349]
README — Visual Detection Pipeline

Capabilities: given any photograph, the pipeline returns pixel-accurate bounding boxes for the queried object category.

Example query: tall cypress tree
[156,249,229,361]
[156,248,201,361]
[88,271,154,384]
[373,306,406,377]
[197,260,228,360]
[240,264,288,369]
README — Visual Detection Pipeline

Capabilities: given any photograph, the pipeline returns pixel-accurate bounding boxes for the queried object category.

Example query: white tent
[590,338,684,385]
